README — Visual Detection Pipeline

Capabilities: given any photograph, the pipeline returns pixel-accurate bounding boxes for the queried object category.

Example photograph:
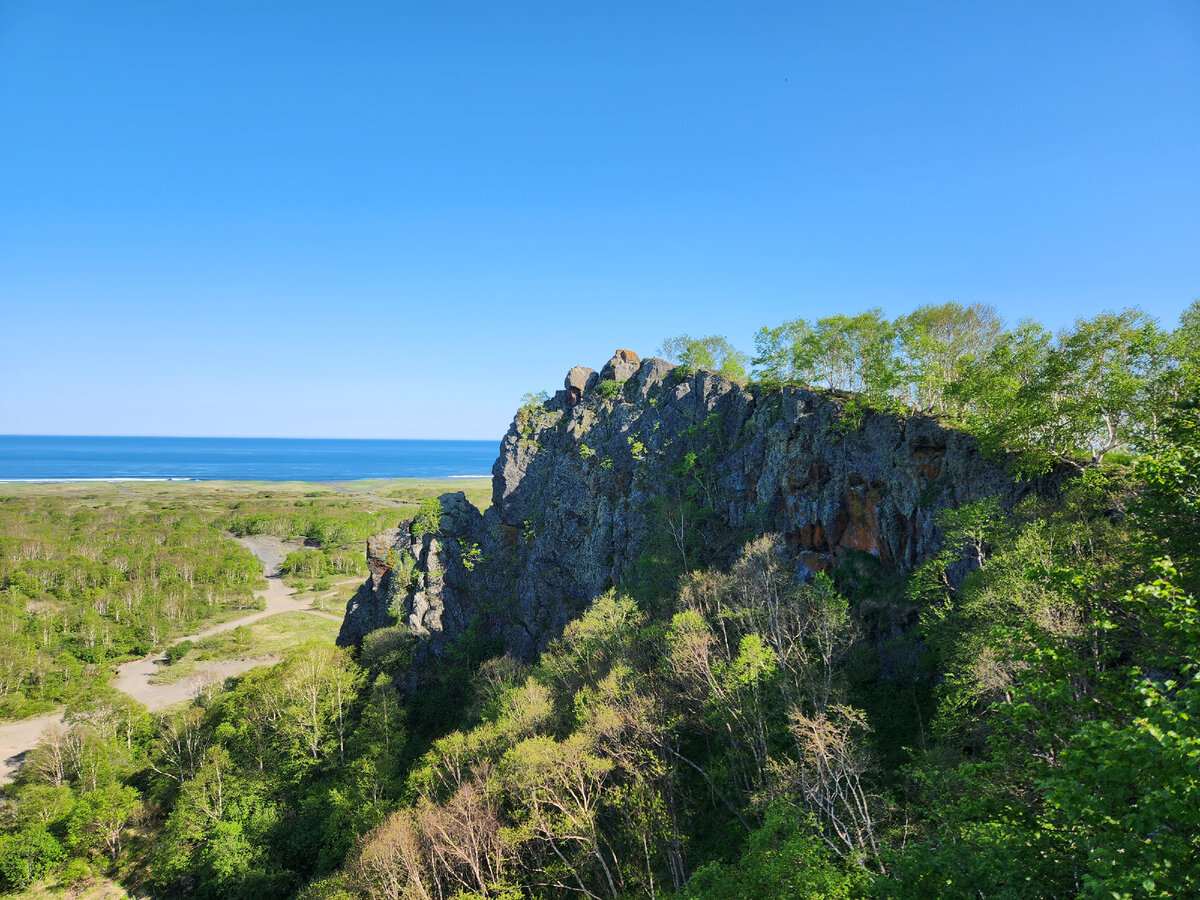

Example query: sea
[0,435,499,482]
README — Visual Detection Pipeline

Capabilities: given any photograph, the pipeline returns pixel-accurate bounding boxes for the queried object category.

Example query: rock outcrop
[564,366,598,405]
[340,353,1042,664]
[600,349,641,382]
[338,530,403,648]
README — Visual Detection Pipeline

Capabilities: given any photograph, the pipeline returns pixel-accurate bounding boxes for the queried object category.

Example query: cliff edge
[340,351,1036,663]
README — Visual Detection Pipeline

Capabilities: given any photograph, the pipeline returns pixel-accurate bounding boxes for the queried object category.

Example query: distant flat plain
[0,477,491,784]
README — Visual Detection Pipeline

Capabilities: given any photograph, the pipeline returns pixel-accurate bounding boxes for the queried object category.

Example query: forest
[0,302,1197,899]
[0,481,445,719]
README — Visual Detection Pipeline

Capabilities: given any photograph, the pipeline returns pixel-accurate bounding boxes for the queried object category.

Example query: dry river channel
[0,535,345,783]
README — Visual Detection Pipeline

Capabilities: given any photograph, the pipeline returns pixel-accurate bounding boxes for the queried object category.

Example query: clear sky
[2,1,1197,440]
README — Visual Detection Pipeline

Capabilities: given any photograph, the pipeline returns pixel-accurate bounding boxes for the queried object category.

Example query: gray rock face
[564,366,598,404]
[599,349,641,382]
[338,529,401,647]
[342,353,1044,666]
[337,492,488,663]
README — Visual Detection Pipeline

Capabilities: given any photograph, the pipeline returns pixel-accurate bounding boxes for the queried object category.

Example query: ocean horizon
[0,435,500,482]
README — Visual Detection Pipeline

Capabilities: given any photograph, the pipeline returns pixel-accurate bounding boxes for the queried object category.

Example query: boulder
[564,366,598,404]
[599,349,640,382]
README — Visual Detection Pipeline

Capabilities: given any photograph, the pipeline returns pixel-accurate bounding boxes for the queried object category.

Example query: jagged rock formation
[340,351,1038,663]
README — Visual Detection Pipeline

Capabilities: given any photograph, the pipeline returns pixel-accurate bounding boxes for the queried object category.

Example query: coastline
[0,475,491,484]
[0,435,499,482]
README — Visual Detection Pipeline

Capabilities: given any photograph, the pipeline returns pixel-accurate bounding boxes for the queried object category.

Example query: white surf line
[0,477,195,483]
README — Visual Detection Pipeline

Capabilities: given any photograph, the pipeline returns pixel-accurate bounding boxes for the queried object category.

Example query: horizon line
[0,433,502,442]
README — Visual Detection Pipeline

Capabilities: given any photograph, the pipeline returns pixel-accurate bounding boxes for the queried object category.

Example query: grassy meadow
[150,612,343,685]
[0,477,491,719]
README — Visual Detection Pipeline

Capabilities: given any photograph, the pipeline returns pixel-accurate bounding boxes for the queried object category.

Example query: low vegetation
[150,613,341,685]
[2,304,1198,897]
[0,479,489,715]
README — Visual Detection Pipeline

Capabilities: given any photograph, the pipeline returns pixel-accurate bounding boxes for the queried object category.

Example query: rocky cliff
[340,351,1038,663]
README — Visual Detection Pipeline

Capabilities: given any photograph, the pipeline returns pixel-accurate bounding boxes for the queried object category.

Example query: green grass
[0,476,492,514]
[150,612,342,684]
[287,576,364,614]
[370,477,492,510]
[4,876,131,899]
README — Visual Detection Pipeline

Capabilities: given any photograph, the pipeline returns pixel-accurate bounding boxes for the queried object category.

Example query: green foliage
[65,782,140,861]
[669,364,695,384]
[879,388,1200,898]
[754,318,814,384]
[661,334,750,379]
[0,490,263,713]
[411,497,443,538]
[281,547,330,579]
[227,498,395,550]
[1134,347,1200,581]
[946,309,1176,474]
[516,391,555,447]
[895,302,1004,414]
[1040,561,1200,899]
[360,625,414,674]
[884,561,1200,899]
[387,547,418,590]
[0,825,66,889]
[520,390,550,408]
[678,802,868,899]
[164,639,195,665]
[458,539,483,572]
[827,396,867,436]
[596,378,624,400]
[753,309,900,409]
[753,303,1194,476]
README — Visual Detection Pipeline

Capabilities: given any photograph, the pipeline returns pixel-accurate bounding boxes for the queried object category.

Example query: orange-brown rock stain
[795,522,829,552]
[912,447,945,486]
[501,524,522,549]
[834,485,882,558]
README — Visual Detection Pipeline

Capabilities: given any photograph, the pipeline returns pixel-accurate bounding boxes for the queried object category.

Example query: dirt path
[0,535,346,783]
[0,711,64,784]
[110,536,342,709]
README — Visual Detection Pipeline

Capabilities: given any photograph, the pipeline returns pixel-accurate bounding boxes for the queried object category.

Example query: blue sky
[2,1,1197,440]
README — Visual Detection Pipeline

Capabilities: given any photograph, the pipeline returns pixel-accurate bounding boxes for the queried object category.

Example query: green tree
[679,801,867,899]
[953,309,1170,472]
[411,497,443,539]
[282,548,330,579]
[805,311,900,403]
[1134,346,1200,581]
[275,642,364,767]
[753,311,902,409]
[753,318,814,385]
[949,319,1059,475]
[65,782,140,863]
[660,334,750,379]
[0,825,66,889]
[1051,308,1168,464]
[1042,563,1200,899]
[895,302,1004,415]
